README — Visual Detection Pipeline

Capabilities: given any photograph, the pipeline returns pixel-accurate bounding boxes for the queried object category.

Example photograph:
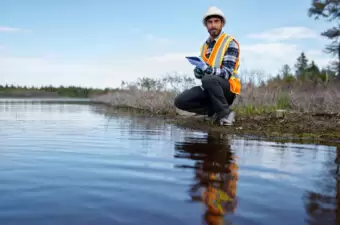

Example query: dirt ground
[169,111,340,143]
[95,105,340,143]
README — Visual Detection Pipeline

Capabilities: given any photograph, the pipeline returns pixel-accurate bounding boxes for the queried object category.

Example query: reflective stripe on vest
[200,34,242,95]
[200,33,229,68]
[200,34,240,75]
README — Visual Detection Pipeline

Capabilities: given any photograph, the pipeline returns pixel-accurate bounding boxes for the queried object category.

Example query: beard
[208,28,221,37]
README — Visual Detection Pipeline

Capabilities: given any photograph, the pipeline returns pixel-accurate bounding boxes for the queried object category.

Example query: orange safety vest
[200,33,241,95]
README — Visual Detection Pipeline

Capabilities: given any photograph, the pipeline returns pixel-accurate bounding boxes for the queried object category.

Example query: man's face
[205,16,223,37]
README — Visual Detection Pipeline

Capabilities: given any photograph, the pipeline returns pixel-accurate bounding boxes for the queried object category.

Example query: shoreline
[170,113,340,143]
[96,105,340,144]
[2,96,339,143]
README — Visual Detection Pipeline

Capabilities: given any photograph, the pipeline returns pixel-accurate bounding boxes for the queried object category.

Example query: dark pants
[174,74,236,119]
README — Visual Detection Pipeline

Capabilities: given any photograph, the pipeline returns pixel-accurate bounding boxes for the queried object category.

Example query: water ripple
[0,101,339,225]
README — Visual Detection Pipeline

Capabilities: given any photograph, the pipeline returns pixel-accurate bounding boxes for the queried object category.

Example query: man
[174,6,241,126]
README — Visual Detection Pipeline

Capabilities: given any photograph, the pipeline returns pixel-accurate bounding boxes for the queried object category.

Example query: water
[1,99,339,225]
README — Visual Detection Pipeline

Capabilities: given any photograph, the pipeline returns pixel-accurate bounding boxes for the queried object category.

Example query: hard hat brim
[203,15,226,26]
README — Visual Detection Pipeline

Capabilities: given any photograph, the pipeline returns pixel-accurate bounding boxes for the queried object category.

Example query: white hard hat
[202,6,226,26]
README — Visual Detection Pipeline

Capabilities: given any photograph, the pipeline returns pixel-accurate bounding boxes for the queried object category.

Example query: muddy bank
[94,105,340,143]
[169,111,340,143]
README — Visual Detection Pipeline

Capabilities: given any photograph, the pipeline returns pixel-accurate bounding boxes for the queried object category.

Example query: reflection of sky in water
[0,100,339,225]
[232,138,337,198]
[232,138,334,173]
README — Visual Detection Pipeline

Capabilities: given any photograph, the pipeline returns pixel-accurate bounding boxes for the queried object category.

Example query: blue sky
[0,0,335,88]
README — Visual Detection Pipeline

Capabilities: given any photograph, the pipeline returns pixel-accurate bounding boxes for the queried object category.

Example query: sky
[0,0,336,88]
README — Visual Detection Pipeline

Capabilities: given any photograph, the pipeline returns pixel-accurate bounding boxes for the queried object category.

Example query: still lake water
[0,98,339,225]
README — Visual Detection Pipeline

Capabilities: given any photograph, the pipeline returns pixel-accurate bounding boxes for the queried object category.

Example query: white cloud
[240,42,332,79]
[0,52,201,88]
[146,41,332,72]
[0,26,30,33]
[143,42,333,82]
[0,41,333,88]
[241,43,301,74]
[0,56,136,88]
[0,26,334,89]
[247,26,318,41]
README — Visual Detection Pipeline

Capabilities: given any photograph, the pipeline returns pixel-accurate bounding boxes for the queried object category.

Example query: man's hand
[204,66,213,75]
[194,67,204,79]
[194,65,214,79]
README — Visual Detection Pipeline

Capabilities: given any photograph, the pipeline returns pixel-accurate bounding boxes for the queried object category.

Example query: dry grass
[94,89,177,115]
[232,81,340,115]
[290,89,340,113]
[93,78,340,116]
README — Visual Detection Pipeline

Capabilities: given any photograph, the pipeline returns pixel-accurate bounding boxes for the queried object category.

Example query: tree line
[265,51,337,88]
[124,0,339,92]
[1,0,338,95]
[0,84,118,98]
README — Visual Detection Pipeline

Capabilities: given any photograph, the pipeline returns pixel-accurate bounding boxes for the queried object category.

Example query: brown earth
[170,111,340,143]
[94,105,340,143]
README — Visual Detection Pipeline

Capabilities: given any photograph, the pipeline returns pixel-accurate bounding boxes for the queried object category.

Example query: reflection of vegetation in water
[174,132,238,225]
[304,144,340,224]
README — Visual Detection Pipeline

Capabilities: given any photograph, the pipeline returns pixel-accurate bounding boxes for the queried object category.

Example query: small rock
[275,109,286,118]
